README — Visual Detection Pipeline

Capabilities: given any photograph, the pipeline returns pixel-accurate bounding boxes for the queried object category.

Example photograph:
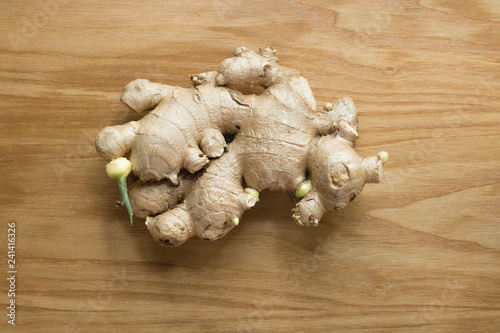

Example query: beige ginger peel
[96,47,388,247]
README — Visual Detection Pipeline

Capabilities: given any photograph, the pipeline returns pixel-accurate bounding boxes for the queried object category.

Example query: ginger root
[96,47,388,247]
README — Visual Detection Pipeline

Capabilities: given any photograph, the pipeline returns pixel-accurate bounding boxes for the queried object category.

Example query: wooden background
[1,0,499,332]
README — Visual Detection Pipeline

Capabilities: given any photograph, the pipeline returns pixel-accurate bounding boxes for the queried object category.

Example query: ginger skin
[96,72,248,184]
[96,47,388,247]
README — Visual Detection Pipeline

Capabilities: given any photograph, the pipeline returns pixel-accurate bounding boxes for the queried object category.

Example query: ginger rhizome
[96,47,388,247]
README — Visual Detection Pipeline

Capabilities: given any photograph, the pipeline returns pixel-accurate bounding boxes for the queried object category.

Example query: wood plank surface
[1,0,499,332]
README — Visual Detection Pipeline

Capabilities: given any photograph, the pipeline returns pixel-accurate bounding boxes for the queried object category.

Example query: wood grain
[1,0,499,332]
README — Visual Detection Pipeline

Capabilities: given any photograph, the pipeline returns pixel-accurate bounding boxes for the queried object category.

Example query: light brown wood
[1,0,499,332]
